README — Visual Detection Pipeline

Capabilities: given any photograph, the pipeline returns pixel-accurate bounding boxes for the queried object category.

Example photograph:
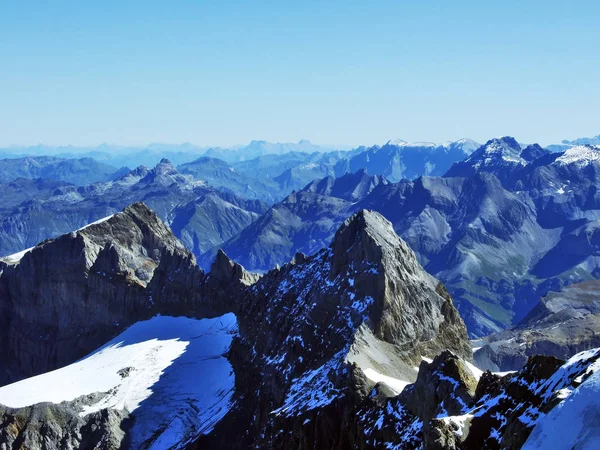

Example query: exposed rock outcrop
[0,202,216,385]
[355,348,600,450]
[400,351,478,423]
[208,249,260,286]
[0,402,129,450]
[3,202,600,449]
[197,209,471,449]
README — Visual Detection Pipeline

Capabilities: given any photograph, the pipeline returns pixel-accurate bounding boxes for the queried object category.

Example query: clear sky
[1,0,599,147]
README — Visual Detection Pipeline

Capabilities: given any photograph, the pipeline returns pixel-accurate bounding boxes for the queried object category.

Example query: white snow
[1,246,35,264]
[555,145,600,166]
[0,314,238,448]
[493,370,517,377]
[467,139,525,166]
[77,214,115,231]
[523,369,600,450]
[535,348,600,402]
[442,413,473,438]
[463,360,483,380]
[386,139,476,149]
[362,368,411,395]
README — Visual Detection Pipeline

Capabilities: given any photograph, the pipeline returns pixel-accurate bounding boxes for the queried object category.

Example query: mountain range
[0,203,599,449]
[0,139,479,204]
[2,136,600,341]
[199,138,600,339]
[0,159,267,259]
[0,156,124,185]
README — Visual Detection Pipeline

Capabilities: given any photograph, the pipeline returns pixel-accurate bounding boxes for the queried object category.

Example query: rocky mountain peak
[114,165,150,185]
[520,143,550,162]
[302,169,389,201]
[444,136,526,181]
[330,209,400,276]
[122,164,151,179]
[78,201,192,274]
[153,158,177,174]
[328,210,471,361]
[139,158,190,187]
[474,136,523,161]
[0,202,199,385]
[209,249,259,286]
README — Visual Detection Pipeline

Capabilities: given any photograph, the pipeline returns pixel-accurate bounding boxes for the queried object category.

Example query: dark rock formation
[197,209,471,449]
[400,351,478,423]
[0,202,219,385]
[0,402,130,450]
[354,348,600,450]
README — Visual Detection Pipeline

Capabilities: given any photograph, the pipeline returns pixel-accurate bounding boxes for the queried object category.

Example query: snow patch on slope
[523,369,600,450]
[0,246,35,264]
[0,314,238,448]
[77,214,115,231]
[346,325,415,395]
[555,145,600,166]
[362,368,411,395]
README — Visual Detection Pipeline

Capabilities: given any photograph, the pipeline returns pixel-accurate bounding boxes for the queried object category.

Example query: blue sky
[1,0,598,147]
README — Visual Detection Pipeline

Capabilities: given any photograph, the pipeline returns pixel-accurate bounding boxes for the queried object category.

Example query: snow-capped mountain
[444,136,549,183]
[204,138,600,338]
[0,203,471,448]
[554,144,600,166]
[2,201,600,449]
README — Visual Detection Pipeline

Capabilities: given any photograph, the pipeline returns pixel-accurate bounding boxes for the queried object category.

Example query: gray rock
[475,279,600,371]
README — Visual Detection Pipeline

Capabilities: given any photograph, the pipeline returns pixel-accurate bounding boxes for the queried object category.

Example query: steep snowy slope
[523,361,600,449]
[0,315,238,449]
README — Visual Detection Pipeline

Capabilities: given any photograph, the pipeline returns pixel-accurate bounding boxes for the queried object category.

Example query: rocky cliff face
[0,202,222,385]
[197,210,471,449]
[4,202,594,450]
[0,205,473,449]
[0,401,129,450]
